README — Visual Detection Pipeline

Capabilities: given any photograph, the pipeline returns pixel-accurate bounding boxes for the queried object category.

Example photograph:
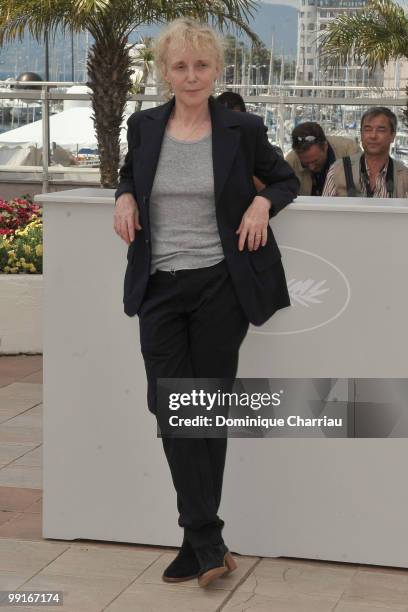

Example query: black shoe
[195,543,238,587]
[162,538,200,583]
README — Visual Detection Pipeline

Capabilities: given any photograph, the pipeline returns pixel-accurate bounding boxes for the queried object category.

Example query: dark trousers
[138,259,249,549]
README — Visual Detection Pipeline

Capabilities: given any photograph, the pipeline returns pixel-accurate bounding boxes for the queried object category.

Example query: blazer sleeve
[253,118,300,217]
[114,114,138,204]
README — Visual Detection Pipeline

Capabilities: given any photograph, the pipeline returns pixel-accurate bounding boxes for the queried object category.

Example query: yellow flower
[23,245,31,255]
[20,257,26,263]
[4,266,10,272]
[29,264,36,272]
[35,244,43,257]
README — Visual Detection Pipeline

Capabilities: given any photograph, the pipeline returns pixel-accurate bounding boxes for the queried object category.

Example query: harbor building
[296,0,382,88]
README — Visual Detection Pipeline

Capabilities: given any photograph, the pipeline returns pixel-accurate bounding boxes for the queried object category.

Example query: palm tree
[0,0,259,188]
[319,0,408,126]
[319,0,408,69]
[131,37,154,114]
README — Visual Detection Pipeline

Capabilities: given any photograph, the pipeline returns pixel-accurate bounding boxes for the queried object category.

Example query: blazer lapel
[138,97,175,201]
[209,96,241,206]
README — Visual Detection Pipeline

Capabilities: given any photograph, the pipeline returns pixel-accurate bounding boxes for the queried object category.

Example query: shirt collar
[364,156,389,177]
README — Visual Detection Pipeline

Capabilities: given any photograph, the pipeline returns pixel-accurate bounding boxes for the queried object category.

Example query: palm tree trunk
[134,65,149,113]
[87,35,133,188]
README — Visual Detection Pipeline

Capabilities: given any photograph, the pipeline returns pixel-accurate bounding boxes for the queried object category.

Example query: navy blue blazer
[115,95,299,326]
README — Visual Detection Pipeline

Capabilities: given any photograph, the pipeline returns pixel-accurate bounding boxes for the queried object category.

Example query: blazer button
[145,238,150,244]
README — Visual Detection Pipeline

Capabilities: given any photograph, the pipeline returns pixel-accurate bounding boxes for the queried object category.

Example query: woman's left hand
[236,196,271,251]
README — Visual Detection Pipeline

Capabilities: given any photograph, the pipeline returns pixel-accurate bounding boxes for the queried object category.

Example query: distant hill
[134,4,298,56]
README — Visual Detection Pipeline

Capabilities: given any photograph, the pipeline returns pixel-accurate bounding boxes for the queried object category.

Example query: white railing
[0,80,406,191]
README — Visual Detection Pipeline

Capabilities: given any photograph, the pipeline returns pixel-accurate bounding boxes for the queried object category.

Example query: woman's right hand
[113,193,142,245]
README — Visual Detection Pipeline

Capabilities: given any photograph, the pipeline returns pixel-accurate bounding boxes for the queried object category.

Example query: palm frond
[319,0,408,69]
[0,0,77,45]
[1,0,260,46]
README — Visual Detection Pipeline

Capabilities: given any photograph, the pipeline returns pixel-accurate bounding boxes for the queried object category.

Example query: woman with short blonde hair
[114,17,298,588]
[153,18,225,99]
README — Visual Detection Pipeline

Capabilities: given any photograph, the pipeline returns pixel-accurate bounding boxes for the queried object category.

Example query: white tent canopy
[0,141,78,167]
[0,106,130,152]
[0,142,39,166]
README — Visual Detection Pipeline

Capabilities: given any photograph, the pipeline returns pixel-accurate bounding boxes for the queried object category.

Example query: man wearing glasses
[286,122,360,196]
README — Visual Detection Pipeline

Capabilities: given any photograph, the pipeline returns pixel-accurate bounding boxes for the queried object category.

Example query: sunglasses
[295,135,319,143]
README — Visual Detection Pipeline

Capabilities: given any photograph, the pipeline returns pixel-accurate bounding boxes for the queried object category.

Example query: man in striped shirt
[322,107,408,199]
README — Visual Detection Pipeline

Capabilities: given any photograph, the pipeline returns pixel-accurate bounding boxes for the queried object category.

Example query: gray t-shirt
[149,131,224,274]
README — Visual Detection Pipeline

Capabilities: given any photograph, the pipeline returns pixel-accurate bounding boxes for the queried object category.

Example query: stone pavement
[0,356,407,611]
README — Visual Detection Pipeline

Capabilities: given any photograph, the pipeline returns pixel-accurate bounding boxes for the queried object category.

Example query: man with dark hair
[360,106,397,134]
[216,91,247,113]
[323,107,408,198]
[286,122,360,196]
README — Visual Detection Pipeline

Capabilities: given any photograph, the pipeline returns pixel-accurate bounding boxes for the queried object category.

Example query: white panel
[36,189,408,567]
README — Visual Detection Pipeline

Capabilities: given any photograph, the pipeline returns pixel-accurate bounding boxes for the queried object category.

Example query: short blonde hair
[153,18,225,100]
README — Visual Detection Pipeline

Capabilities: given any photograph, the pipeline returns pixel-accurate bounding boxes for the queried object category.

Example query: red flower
[0,195,40,237]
